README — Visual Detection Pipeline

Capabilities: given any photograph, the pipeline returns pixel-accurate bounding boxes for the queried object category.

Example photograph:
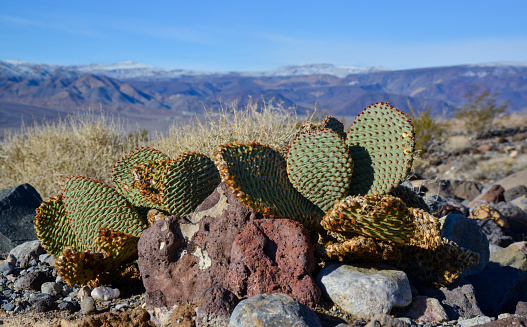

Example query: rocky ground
[1,126,527,327]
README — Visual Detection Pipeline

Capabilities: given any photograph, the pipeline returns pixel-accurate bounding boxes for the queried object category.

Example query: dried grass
[0,101,310,199]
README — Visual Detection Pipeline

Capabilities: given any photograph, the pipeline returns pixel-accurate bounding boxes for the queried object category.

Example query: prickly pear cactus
[322,194,415,244]
[346,102,415,196]
[321,115,346,139]
[62,176,148,252]
[287,129,353,212]
[112,147,170,209]
[214,142,324,230]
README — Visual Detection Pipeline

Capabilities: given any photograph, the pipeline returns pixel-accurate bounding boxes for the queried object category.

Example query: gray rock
[59,301,79,312]
[81,295,97,315]
[9,240,45,268]
[13,269,54,291]
[229,293,321,327]
[439,280,485,320]
[422,180,484,202]
[316,263,412,320]
[0,184,42,253]
[488,247,527,271]
[364,313,412,327]
[1,302,15,311]
[41,282,62,298]
[457,316,495,327]
[0,261,15,275]
[440,214,490,275]
[492,202,527,237]
[504,185,527,203]
[399,296,448,323]
[476,218,514,247]
[29,292,53,304]
[39,254,56,266]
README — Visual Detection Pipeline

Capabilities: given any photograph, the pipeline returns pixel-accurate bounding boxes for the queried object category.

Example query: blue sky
[1,1,526,72]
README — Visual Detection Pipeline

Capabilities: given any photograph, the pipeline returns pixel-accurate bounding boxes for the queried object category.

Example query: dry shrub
[0,113,145,199]
[151,99,309,158]
[469,154,527,182]
[443,135,471,153]
[0,101,310,199]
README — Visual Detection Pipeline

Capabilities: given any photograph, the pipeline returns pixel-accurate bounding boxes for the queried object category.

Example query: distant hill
[1,60,525,131]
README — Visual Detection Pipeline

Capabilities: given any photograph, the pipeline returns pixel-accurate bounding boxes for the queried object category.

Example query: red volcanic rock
[137,182,262,309]
[480,184,506,203]
[227,219,321,307]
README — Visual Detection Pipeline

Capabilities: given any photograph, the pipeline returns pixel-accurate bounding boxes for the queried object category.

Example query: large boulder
[227,219,320,307]
[0,184,42,252]
[138,182,262,310]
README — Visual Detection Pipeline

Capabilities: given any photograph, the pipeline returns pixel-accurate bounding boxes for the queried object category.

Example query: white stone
[91,286,120,300]
[316,263,412,321]
[457,315,494,327]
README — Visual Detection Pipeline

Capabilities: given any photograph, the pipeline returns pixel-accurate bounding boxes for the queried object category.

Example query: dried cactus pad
[35,195,79,257]
[160,152,221,216]
[112,147,170,208]
[214,142,323,230]
[287,129,353,212]
[346,102,415,196]
[321,194,415,244]
[62,176,148,252]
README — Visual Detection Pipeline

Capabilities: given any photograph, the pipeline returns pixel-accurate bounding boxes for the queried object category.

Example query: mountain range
[1,59,526,132]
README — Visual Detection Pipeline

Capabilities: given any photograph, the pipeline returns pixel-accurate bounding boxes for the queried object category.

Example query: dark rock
[505,185,527,203]
[138,182,261,309]
[34,298,57,312]
[195,286,239,327]
[9,240,46,268]
[228,219,320,307]
[0,261,15,275]
[476,218,514,247]
[14,269,54,291]
[480,184,506,203]
[0,184,42,252]
[440,214,490,275]
[463,266,527,316]
[59,301,80,312]
[229,293,321,327]
[492,202,527,238]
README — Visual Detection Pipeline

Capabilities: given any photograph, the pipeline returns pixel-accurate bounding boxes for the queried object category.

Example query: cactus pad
[346,102,415,196]
[389,185,430,212]
[62,176,148,252]
[320,235,402,261]
[112,147,170,208]
[160,152,221,216]
[35,195,79,257]
[321,115,346,139]
[287,129,353,212]
[214,142,324,230]
[321,194,415,244]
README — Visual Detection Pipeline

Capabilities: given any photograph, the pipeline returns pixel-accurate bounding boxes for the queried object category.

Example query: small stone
[34,298,57,312]
[488,247,527,271]
[365,313,412,327]
[480,185,505,203]
[229,293,321,327]
[400,296,448,323]
[59,301,79,312]
[29,292,53,304]
[504,185,527,203]
[0,262,15,275]
[1,303,15,311]
[38,254,56,266]
[457,315,494,327]
[91,286,120,300]
[41,282,62,297]
[516,301,527,316]
[78,286,92,301]
[81,295,97,315]
[114,302,130,310]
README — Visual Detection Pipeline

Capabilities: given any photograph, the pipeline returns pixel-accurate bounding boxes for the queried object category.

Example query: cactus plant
[287,129,353,212]
[346,102,415,196]
[214,142,324,230]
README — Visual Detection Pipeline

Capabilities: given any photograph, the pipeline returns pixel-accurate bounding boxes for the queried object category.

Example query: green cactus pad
[214,142,324,230]
[346,102,415,196]
[112,147,170,208]
[35,195,79,257]
[61,176,148,252]
[287,129,353,212]
[321,194,415,244]
[321,116,346,139]
[160,152,221,216]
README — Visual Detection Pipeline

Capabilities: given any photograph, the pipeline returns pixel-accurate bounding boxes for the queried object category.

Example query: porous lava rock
[138,182,262,309]
[227,219,320,307]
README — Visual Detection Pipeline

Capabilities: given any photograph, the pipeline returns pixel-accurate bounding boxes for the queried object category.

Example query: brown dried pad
[469,204,509,228]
